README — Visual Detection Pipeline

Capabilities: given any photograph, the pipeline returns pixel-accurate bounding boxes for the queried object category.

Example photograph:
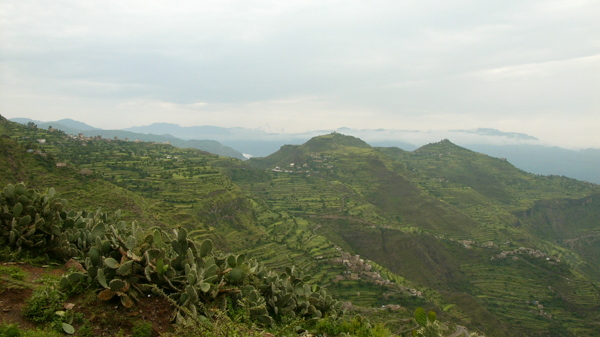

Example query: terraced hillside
[1,117,431,333]
[3,117,600,336]
[243,133,600,336]
[0,118,261,250]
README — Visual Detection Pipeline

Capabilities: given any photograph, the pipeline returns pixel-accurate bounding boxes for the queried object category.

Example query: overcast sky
[1,0,599,148]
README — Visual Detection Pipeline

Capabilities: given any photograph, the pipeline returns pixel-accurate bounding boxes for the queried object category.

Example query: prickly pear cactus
[3,183,346,328]
[0,183,78,259]
[412,307,445,337]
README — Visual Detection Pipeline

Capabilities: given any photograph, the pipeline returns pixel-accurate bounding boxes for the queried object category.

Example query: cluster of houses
[457,239,507,249]
[330,248,423,297]
[271,159,334,174]
[270,153,337,174]
[271,162,311,173]
[27,147,67,168]
[271,165,301,173]
[67,133,170,145]
[28,148,69,169]
[491,247,561,263]
[26,148,47,157]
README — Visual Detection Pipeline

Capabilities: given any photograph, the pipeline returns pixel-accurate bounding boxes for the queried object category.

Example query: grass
[0,324,64,337]
[0,266,26,281]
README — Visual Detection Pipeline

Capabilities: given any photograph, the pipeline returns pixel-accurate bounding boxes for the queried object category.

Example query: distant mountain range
[10,118,246,160]
[10,118,600,183]
[11,118,100,135]
[127,123,600,184]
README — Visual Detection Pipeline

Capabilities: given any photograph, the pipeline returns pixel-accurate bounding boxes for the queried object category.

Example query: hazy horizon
[9,115,595,151]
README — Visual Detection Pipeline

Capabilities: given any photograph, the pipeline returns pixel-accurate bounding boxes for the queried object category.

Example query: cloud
[1,0,599,148]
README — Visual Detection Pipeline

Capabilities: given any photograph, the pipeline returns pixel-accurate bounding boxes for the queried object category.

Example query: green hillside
[243,133,600,336]
[0,117,268,252]
[2,118,600,337]
[0,117,430,334]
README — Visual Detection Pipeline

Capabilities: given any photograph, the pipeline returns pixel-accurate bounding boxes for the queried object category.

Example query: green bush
[0,323,22,337]
[0,247,46,265]
[0,266,26,280]
[131,321,153,337]
[315,315,391,337]
[22,283,66,324]
[0,325,63,337]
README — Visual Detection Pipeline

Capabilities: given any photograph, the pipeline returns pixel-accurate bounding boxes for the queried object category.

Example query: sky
[1,0,599,148]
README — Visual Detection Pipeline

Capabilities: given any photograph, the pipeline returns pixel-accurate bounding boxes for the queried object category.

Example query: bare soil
[0,262,66,330]
[0,287,35,329]
[76,292,174,336]
[0,261,175,336]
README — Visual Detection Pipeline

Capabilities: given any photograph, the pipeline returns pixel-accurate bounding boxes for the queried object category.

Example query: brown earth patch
[74,292,175,336]
[1,261,182,336]
[0,287,35,330]
[0,262,68,330]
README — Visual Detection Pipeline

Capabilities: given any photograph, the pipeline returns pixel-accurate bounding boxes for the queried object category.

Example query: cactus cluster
[1,183,344,328]
[75,223,344,326]
[242,265,344,326]
[0,183,90,260]
[412,307,445,337]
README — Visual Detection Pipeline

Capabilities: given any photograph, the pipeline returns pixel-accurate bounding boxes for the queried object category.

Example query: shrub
[131,321,153,337]
[0,266,26,280]
[22,282,66,324]
[315,315,391,337]
[0,323,22,337]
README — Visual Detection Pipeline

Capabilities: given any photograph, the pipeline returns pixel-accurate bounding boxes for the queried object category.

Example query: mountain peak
[247,132,372,169]
[415,139,470,153]
[55,119,99,131]
[303,132,371,152]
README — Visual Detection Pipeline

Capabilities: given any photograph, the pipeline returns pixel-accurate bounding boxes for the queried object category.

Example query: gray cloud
[1,0,599,147]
